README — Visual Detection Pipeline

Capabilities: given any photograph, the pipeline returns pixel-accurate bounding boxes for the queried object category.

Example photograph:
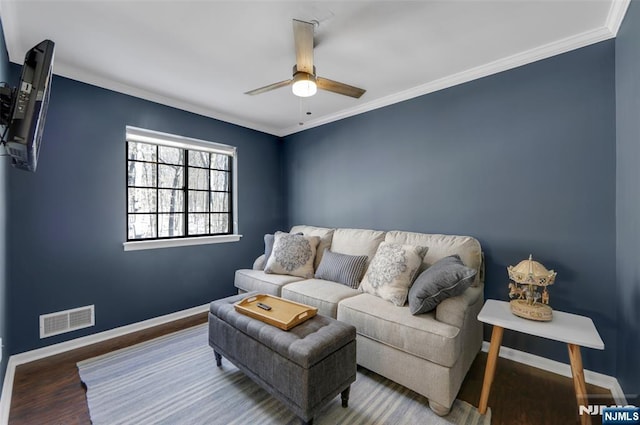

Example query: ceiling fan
[245,19,366,99]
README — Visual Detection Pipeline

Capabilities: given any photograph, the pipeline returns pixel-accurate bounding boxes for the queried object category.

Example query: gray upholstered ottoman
[208,292,357,425]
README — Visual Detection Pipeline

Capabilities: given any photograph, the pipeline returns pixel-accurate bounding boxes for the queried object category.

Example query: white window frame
[123,126,241,251]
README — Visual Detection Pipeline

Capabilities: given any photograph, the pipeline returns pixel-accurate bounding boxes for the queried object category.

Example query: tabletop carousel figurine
[507,254,557,321]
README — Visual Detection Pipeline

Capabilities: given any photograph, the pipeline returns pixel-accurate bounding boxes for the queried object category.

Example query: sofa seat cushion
[234,269,304,296]
[337,293,461,368]
[282,279,361,319]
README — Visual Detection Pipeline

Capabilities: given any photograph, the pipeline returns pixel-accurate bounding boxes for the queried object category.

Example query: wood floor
[8,314,614,425]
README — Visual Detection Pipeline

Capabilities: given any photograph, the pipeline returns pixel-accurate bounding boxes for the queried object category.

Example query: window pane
[128,188,156,213]
[210,192,229,212]
[211,214,229,234]
[158,164,184,189]
[159,213,184,237]
[188,213,208,235]
[211,154,230,170]
[159,189,184,213]
[188,191,208,212]
[127,142,156,162]
[188,167,208,190]
[211,170,229,191]
[188,150,209,168]
[159,146,184,165]
[126,128,236,241]
[128,214,157,239]
[127,161,156,187]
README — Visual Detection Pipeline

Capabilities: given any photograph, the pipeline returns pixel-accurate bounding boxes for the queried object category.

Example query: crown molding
[278,25,616,137]
[605,0,631,36]
[51,62,282,137]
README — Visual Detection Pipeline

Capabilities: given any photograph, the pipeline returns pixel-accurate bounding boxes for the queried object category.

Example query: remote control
[257,302,272,311]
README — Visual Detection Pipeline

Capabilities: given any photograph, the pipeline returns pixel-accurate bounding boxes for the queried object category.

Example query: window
[124,126,240,251]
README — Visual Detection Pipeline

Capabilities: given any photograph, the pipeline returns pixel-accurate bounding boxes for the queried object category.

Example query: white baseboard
[0,303,210,425]
[481,341,626,404]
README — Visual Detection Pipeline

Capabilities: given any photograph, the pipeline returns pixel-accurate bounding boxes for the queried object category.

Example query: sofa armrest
[253,254,266,270]
[435,285,484,328]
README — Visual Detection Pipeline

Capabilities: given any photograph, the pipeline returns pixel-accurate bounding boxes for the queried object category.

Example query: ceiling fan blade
[293,19,314,74]
[244,79,292,96]
[317,77,366,99]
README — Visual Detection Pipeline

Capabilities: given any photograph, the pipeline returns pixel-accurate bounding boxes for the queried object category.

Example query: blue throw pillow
[408,255,477,315]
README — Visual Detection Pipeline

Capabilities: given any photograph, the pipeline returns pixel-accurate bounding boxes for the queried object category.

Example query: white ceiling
[0,1,629,137]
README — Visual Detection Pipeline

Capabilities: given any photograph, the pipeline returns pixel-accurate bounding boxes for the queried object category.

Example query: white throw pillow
[360,242,428,306]
[264,232,320,278]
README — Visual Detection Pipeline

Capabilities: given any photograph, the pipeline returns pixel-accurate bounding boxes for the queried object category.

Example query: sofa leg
[429,400,451,416]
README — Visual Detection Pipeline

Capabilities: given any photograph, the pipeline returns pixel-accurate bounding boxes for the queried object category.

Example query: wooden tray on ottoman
[234,294,317,330]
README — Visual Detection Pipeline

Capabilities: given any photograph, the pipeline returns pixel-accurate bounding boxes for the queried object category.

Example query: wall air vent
[39,305,95,338]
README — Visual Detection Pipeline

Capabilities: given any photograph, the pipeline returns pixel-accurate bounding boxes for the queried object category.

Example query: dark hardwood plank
[458,351,614,425]
[8,313,614,425]
[9,313,207,425]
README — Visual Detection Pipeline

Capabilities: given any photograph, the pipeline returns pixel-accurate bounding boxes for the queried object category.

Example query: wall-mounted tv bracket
[0,86,16,142]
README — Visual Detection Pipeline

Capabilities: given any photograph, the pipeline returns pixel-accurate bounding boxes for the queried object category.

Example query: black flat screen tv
[4,39,55,172]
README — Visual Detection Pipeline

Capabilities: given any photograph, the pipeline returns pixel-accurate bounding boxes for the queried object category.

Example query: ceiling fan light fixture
[292,72,317,97]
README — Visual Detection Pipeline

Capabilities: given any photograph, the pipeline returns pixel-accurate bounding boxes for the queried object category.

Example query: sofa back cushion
[290,225,335,269]
[384,231,483,286]
[330,228,386,265]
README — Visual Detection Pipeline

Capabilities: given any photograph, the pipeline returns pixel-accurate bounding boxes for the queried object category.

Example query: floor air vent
[40,305,95,338]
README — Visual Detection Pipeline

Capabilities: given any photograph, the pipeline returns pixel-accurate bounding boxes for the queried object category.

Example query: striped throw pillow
[315,249,369,288]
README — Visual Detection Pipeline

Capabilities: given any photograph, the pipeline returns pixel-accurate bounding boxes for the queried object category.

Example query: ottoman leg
[341,386,351,408]
[301,418,313,425]
[214,350,222,367]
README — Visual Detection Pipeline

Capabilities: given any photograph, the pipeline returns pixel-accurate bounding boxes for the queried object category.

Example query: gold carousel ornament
[507,254,557,321]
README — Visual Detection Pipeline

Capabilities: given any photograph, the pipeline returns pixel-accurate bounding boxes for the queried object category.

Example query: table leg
[478,325,504,415]
[568,344,591,425]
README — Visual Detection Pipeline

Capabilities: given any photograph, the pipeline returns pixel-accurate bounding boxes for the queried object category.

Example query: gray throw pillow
[315,249,368,288]
[408,255,477,315]
[264,233,276,263]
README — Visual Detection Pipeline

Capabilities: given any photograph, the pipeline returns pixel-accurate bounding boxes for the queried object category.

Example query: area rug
[78,324,491,425]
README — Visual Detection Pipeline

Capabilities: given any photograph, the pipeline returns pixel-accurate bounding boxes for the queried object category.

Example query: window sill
[123,234,242,251]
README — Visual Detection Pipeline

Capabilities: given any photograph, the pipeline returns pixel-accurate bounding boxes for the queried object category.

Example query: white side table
[477,299,604,425]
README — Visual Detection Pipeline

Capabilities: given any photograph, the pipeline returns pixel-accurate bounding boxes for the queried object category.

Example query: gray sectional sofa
[234,225,485,416]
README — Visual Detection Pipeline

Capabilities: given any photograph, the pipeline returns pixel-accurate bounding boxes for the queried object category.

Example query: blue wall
[615,0,640,405]
[6,73,284,354]
[283,41,617,376]
[0,17,10,387]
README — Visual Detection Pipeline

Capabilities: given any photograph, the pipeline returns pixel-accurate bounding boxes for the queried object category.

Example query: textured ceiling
[0,1,629,136]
